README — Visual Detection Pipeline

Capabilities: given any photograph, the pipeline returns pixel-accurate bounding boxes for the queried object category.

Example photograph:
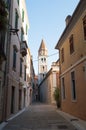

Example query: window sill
[71,99,77,103]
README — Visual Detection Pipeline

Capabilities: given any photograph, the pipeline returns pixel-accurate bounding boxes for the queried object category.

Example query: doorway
[11,86,15,114]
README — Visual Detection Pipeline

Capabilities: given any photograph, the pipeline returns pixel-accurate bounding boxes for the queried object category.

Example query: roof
[38,39,47,52]
[55,0,86,49]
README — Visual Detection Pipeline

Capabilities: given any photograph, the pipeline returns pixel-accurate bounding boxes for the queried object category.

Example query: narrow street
[2,103,77,130]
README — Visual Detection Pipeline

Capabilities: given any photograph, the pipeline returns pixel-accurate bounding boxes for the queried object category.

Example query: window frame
[61,48,64,63]
[13,47,17,70]
[22,9,24,22]
[20,58,22,77]
[44,58,46,62]
[17,0,19,5]
[71,71,77,101]
[24,66,26,81]
[15,10,19,29]
[61,77,66,100]
[69,34,74,54]
[41,58,43,62]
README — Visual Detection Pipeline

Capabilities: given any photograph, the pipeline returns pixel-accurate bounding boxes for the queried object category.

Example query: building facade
[0,0,35,123]
[4,0,30,120]
[33,75,39,102]
[39,61,59,104]
[55,0,86,120]
[38,39,48,84]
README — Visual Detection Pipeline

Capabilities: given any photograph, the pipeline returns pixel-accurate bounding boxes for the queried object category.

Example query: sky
[26,0,80,75]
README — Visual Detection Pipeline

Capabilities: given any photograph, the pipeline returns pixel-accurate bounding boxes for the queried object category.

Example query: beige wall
[4,0,30,120]
[61,62,86,120]
[39,69,59,104]
[40,72,52,104]
[60,10,86,73]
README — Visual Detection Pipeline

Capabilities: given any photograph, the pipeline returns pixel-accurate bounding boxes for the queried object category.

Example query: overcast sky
[26,0,80,74]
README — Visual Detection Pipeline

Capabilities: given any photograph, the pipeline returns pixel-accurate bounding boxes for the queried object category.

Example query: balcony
[20,40,27,57]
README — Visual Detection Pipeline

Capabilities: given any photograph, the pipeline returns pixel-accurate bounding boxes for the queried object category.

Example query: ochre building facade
[55,0,86,120]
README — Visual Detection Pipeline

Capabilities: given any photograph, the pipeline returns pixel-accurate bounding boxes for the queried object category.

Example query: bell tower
[38,39,48,84]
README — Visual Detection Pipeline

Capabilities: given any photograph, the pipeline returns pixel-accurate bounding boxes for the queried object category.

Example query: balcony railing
[20,40,27,57]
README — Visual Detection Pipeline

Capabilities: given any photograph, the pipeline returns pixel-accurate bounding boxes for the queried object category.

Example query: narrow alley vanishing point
[2,103,77,130]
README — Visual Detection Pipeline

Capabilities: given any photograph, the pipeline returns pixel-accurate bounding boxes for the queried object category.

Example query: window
[40,65,44,72]
[20,59,22,77]
[61,77,65,99]
[13,48,17,70]
[11,86,15,113]
[24,66,26,81]
[17,0,19,5]
[43,74,44,78]
[71,71,76,100]
[26,24,28,35]
[44,58,46,62]
[21,28,24,42]
[83,15,86,40]
[41,58,43,62]
[22,9,24,22]
[15,10,18,29]
[43,66,44,71]
[69,34,74,54]
[61,48,64,63]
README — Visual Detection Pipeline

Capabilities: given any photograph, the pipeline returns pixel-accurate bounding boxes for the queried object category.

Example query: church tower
[38,39,48,84]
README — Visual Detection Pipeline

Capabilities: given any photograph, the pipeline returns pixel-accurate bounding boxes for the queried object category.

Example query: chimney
[65,15,71,26]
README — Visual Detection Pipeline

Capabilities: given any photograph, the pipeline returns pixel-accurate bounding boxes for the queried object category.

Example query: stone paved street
[2,103,77,130]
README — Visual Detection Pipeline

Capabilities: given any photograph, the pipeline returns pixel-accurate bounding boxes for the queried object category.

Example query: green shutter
[21,29,23,41]
[22,9,24,22]
[15,11,18,29]
[17,0,19,5]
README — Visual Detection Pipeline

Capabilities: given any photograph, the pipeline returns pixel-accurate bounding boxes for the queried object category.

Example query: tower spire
[38,39,48,84]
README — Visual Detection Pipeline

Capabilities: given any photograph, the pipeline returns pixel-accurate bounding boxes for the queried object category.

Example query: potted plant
[53,87,60,108]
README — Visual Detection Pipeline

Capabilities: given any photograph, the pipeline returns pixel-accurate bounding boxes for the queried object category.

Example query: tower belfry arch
[38,39,48,84]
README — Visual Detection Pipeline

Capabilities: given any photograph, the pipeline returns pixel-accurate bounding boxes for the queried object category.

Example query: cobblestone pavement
[2,103,77,130]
